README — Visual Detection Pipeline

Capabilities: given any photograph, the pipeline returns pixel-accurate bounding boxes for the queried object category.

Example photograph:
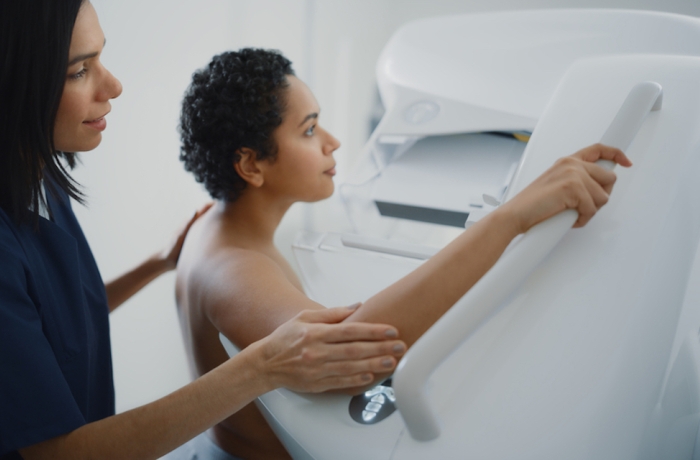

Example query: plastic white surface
[340,8,700,240]
[393,80,663,442]
[372,133,525,214]
[390,55,700,459]
[375,9,700,136]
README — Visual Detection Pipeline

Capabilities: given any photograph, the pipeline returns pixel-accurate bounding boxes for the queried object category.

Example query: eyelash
[69,68,88,80]
[305,125,316,136]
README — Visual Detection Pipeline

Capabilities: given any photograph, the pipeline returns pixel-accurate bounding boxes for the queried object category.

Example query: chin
[302,185,335,203]
[80,134,103,152]
[320,183,335,200]
[57,134,103,153]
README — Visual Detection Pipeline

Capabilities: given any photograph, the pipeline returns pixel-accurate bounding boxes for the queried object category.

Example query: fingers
[295,307,400,341]
[300,355,400,393]
[316,321,400,343]
[303,339,406,363]
[500,143,632,233]
[162,203,214,269]
[260,309,406,393]
[195,202,214,218]
[295,304,361,325]
[572,179,599,228]
[571,151,624,226]
[581,161,617,193]
[574,143,632,167]
[183,202,214,236]
[308,374,375,393]
[564,167,610,228]
[186,202,212,230]
[558,144,632,227]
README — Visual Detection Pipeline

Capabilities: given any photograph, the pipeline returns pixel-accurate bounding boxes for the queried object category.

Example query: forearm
[105,253,172,311]
[20,343,272,460]
[346,207,521,348]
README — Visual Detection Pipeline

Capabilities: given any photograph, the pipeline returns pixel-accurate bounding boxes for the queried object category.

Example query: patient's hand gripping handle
[392,81,663,442]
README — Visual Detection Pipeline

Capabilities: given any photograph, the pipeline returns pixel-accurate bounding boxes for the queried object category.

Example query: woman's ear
[234,147,264,188]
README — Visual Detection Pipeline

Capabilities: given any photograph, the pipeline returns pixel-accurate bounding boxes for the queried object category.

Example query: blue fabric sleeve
[0,243,85,455]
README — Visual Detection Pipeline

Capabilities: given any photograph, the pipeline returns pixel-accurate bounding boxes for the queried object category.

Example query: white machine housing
[222,9,700,460]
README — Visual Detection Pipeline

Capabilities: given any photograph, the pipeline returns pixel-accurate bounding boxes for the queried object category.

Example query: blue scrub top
[0,185,114,457]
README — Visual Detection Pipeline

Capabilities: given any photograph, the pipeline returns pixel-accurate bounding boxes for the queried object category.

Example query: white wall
[78,0,700,413]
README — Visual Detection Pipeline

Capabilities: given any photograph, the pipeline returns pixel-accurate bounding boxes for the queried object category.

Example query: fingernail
[384,329,397,338]
[382,358,394,368]
[362,373,372,382]
[348,302,361,310]
[393,343,405,354]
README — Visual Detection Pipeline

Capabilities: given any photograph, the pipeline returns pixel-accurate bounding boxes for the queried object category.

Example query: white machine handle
[392,81,663,442]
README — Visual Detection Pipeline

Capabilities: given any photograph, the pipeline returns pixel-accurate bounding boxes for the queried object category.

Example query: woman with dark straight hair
[0,2,405,459]
[0,0,84,223]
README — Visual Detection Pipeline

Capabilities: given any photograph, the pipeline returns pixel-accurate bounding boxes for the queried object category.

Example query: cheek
[56,90,85,127]
[275,144,310,177]
[53,89,98,152]
[269,140,333,199]
[55,93,81,134]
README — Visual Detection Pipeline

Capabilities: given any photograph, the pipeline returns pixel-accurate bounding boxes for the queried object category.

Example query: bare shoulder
[178,212,286,295]
[188,246,288,297]
[176,209,322,346]
[196,246,321,347]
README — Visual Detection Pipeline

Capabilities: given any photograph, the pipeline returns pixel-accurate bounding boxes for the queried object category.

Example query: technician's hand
[105,202,214,311]
[160,202,213,270]
[500,143,632,232]
[253,305,406,393]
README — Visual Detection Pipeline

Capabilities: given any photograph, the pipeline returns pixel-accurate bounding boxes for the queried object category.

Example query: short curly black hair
[179,48,295,201]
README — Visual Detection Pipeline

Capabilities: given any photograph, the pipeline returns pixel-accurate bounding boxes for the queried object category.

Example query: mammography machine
[222,10,700,459]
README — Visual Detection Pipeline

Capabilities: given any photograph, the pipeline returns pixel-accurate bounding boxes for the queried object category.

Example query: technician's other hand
[161,202,213,270]
[502,143,632,232]
[253,305,406,393]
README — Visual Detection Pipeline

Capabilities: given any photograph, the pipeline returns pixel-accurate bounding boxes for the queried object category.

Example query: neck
[216,188,293,245]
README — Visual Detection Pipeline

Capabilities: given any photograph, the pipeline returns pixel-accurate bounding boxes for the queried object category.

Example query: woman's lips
[324,167,336,176]
[83,116,107,131]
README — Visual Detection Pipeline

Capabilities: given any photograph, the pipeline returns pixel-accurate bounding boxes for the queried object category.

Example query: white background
[78,0,700,413]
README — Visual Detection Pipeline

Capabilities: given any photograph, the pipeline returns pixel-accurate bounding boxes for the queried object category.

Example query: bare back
[176,207,304,460]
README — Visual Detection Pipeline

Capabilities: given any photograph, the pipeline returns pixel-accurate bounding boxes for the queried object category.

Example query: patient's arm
[345,142,631,344]
[202,144,630,367]
[200,206,515,351]
[345,209,519,346]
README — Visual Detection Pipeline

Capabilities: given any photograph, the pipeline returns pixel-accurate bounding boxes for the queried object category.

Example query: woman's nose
[106,71,123,100]
[324,130,341,155]
[97,66,122,101]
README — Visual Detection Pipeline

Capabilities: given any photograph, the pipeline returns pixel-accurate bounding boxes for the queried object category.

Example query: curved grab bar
[392,81,663,442]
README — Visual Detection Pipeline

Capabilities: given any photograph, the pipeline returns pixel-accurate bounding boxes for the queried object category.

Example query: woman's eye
[305,125,316,136]
[68,68,88,80]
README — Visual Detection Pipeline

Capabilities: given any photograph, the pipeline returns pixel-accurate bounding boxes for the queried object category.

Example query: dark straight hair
[0,0,86,225]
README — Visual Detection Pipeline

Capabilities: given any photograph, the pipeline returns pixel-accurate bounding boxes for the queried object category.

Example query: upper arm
[197,249,324,348]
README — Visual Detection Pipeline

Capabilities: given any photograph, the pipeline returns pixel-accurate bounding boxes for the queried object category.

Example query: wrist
[236,339,277,395]
[488,203,525,238]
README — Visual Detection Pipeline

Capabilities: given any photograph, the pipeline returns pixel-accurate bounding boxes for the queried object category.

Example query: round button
[404,101,440,124]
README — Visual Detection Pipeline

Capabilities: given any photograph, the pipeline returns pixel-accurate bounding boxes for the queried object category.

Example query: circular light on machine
[404,101,440,124]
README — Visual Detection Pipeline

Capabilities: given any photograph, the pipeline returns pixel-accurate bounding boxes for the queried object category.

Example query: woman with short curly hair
[175,47,631,459]
[180,49,294,203]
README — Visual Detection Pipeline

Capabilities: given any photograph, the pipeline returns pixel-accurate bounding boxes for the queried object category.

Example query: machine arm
[392,81,663,442]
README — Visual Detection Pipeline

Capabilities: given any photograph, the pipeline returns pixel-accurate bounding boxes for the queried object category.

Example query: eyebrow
[68,39,106,66]
[298,112,318,127]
